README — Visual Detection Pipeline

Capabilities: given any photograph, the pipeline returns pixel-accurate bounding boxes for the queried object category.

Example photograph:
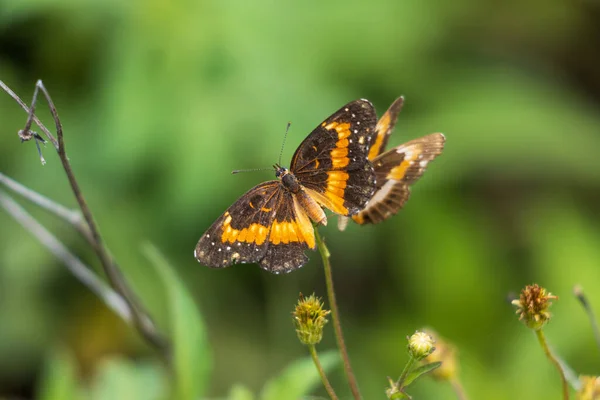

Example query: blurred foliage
[1,0,600,398]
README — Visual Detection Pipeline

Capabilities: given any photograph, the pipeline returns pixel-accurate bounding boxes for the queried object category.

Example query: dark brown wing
[353,133,445,225]
[290,99,377,216]
[337,97,405,230]
[194,181,315,274]
[367,97,404,160]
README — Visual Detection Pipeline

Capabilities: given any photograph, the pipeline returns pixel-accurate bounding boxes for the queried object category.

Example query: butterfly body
[195,99,378,274]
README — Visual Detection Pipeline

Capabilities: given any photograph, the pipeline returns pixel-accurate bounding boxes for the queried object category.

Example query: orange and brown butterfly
[195,99,378,274]
[338,97,445,230]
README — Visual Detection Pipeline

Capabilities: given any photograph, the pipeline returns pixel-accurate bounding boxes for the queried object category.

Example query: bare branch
[0,190,132,322]
[0,172,85,229]
[0,80,58,149]
[1,80,170,360]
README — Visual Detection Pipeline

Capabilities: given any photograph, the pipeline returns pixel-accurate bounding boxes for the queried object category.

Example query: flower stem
[535,329,569,399]
[308,344,339,400]
[315,228,362,400]
[396,354,416,386]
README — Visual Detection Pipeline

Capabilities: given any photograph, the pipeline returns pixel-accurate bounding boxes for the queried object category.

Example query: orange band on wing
[388,150,420,180]
[322,121,351,168]
[304,180,349,216]
[220,212,269,245]
[368,112,391,160]
[269,220,304,245]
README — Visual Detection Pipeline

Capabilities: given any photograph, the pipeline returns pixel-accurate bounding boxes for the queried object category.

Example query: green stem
[396,354,416,387]
[315,228,362,400]
[574,285,600,354]
[535,329,569,400]
[308,344,339,400]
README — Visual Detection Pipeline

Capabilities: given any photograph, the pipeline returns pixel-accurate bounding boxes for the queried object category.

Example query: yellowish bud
[292,293,330,345]
[408,331,435,361]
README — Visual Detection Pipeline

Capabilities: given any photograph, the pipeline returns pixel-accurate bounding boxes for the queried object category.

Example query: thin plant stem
[308,344,339,400]
[0,172,92,242]
[535,329,569,400]
[0,80,58,149]
[315,228,362,400]
[0,190,131,322]
[574,285,600,353]
[1,80,170,361]
[395,354,416,386]
[450,378,468,400]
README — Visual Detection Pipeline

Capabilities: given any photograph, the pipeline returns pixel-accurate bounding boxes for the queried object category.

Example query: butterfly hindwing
[352,133,445,225]
[195,182,280,268]
[195,182,315,273]
[291,99,378,216]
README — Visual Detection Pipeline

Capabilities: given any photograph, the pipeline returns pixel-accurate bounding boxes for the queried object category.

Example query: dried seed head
[512,284,558,330]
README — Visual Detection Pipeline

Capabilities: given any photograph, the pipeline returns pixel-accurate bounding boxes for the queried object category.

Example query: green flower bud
[292,293,330,345]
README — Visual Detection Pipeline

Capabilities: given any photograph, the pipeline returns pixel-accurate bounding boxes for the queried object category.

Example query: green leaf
[402,362,441,387]
[143,243,211,400]
[37,347,81,400]
[228,384,256,400]
[260,350,339,400]
[88,358,167,400]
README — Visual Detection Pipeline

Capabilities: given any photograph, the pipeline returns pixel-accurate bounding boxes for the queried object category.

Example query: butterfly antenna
[278,122,291,166]
[231,167,272,175]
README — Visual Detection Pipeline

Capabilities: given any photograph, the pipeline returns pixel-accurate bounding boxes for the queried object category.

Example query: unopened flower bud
[292,293,330,345]
[408,331,435,361]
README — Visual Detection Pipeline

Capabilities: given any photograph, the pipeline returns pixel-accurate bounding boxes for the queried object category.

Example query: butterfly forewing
[291,99,378,216]
[353,133,445,225]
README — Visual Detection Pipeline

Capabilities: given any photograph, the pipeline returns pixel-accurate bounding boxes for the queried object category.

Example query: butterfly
[338,97,445,230]
[195,99,378,274]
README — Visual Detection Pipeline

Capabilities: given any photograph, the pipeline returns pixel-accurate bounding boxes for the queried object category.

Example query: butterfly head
[274,163,300,193]
[273,163,288,178]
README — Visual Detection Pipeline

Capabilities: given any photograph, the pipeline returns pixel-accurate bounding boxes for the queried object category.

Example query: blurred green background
[1,0,600,398]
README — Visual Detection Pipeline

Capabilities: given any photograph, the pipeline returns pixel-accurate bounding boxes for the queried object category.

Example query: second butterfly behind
[195,99,378,274]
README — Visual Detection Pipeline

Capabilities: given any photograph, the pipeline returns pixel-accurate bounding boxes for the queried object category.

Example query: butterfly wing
[353,133,445,225]
[367,96,404,160]
[337,97,405,230]
[290,99,378,216]
[195,181,315,273]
